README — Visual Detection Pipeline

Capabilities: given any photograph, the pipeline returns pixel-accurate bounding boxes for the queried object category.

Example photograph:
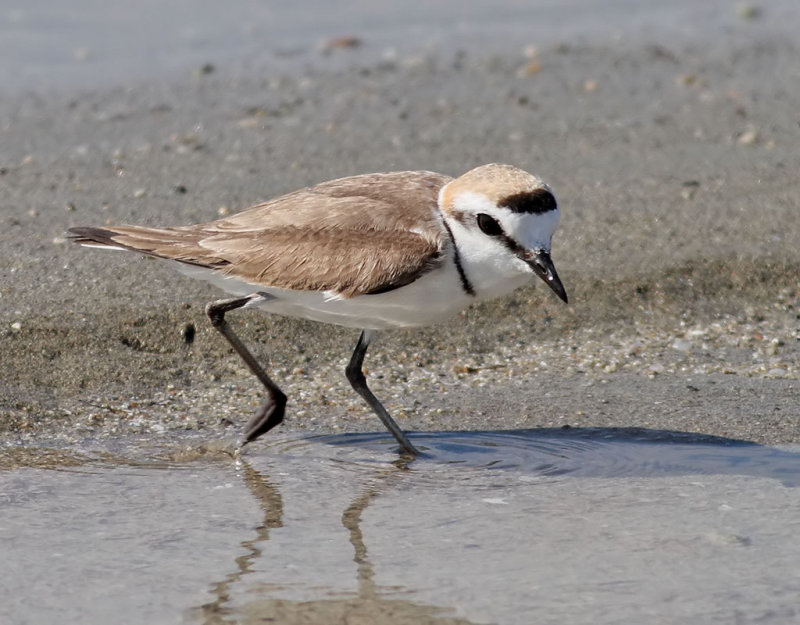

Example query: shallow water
[2,429,799,625]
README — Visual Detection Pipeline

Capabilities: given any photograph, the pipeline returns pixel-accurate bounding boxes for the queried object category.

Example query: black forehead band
[499,189,557,214]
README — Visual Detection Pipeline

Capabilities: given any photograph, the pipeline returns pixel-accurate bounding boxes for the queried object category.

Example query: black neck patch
[500,188,557,214]
[441,220,476,297]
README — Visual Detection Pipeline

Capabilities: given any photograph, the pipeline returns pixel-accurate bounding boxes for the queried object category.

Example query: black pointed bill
[524,250,568,303]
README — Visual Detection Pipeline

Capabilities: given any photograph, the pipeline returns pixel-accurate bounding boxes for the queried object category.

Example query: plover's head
[440,163,567,303]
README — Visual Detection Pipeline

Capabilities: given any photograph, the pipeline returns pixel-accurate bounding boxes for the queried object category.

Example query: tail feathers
[67,225,228,268]
[68,226,139,250]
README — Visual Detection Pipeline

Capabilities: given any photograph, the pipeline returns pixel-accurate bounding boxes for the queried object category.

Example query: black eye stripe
[477,213,503,236]
[499,189,557,214]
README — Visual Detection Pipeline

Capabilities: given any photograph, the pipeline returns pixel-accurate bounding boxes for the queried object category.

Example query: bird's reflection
[197,454,476,624]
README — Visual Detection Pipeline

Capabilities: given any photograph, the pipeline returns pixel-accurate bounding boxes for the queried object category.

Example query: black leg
[206,296,287,446]
[345,330,419,456]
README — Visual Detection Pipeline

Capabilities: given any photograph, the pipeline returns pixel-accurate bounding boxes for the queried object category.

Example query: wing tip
[67,226,124,248]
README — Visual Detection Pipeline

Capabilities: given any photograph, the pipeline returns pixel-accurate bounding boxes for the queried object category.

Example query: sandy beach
[2,2,798,449]
[2,4,800,625]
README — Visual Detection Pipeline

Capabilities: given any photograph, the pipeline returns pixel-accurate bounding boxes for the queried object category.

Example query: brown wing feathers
[205,228,443,297]
[68,171,452,297]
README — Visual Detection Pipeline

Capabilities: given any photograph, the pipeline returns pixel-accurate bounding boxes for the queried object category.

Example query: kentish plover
[69,163,567,455]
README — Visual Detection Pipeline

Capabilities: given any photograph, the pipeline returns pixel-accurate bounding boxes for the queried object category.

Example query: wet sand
[1,4,798,450]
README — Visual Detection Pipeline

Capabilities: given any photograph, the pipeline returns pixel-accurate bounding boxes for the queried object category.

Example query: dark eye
[477,213,503,236]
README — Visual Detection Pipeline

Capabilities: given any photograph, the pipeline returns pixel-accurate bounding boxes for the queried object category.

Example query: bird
[68,163,568,455]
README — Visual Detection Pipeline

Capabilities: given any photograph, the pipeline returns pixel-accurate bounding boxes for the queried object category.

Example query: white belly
[178,261,477,330]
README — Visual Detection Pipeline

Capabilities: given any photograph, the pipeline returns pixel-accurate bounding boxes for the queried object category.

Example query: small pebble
[181,322,196,345]
[518,61,541,76]
[522,45,538,59]
[738,127,759,145]
[323,36,362,51]
[736,4,762,20]
[672,338,692,352]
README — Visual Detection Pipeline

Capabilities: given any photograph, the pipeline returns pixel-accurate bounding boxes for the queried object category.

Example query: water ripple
[258,428,800,487]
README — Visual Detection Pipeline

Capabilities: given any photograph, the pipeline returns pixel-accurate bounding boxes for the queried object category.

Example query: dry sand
[1,10,798,448]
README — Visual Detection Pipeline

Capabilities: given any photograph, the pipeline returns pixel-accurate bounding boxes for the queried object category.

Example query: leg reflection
[341,454,414,600]
[200,461,283,621]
